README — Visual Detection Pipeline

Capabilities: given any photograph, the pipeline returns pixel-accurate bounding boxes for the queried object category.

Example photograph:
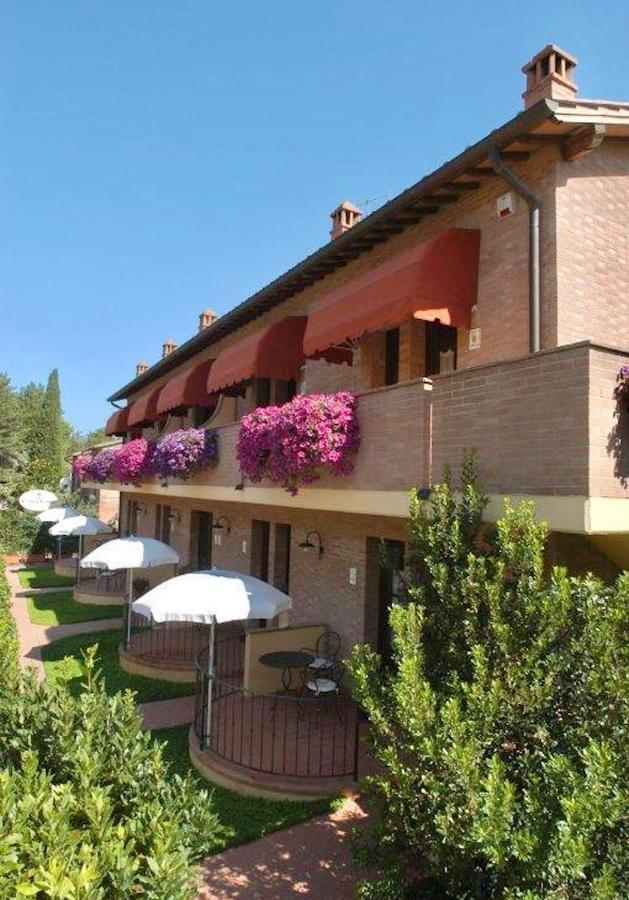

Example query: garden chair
[300,629,341,673]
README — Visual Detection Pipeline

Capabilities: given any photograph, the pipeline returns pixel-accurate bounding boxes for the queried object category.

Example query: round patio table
[259,650,314,693]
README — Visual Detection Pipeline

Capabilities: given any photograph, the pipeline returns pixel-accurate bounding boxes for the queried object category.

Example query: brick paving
[195,797,371,899]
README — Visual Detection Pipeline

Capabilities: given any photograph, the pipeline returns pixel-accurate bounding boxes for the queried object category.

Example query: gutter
[488,146,541,353]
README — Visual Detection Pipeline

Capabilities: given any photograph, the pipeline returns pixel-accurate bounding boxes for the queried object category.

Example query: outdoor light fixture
[298,530,324,558]
[212,515,231,534]
[136,503,148,518]
[168,508,182,524]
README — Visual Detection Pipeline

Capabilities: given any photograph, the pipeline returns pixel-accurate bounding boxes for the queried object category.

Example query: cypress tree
[41,368,64,485]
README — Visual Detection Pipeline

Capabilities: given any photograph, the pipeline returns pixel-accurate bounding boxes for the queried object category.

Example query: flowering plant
[236,391,360,495]
[614,364,629,408]
[84,447,118,483]
[112,438,154,486]
[150,428,218,481]
[81,428,219,486]
[72,453,92,483]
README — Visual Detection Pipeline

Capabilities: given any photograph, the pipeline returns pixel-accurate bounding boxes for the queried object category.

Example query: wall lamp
[298,530,324,558]
[168,508,182,524]
[212,515,231,534]
[136,503,148,518]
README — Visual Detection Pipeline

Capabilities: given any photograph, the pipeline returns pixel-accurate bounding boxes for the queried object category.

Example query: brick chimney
[135,361,149,377]
[162,338,177,358]
[522,44,578,109]
[199,308,218,332]
[330,200,363,240]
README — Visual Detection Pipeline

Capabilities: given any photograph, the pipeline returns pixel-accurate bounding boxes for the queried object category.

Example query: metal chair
[300,629,341,674]
[304,661,345,721]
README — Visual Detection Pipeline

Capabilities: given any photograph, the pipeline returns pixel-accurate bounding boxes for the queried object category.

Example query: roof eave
[108,98,561,403]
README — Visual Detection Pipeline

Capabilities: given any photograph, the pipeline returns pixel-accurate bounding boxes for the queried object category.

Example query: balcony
[85,341,628,527]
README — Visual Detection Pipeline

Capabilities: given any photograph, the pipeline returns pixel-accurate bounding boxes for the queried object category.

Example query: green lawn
[26,590,122,627]
[40,629,195,703]
[18,565,74,590]
[154,725,337,851]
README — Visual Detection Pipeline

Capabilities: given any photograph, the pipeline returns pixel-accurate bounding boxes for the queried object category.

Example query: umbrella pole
[76,535,83,587]
[57,537,62,561]
[203,617,216,750]
[124,568,133,650]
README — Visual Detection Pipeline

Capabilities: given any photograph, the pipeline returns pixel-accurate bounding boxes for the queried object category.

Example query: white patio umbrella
[81,536,180,648]
[132,569,292,747]
[37,506,79,560]
[50,515,112,584]
[19,489,57,513]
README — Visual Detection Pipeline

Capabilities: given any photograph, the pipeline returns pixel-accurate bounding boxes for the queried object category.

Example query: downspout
[488,146,541,353]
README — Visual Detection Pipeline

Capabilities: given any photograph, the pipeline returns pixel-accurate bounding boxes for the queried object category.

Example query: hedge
[0,559,223,897]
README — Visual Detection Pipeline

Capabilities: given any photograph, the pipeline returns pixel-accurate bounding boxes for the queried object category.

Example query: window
[384,327,400,386]
[250,519,270,583]
[127,500,138,535]
[154,504,171,543]
[274,379,297,406]
[425,322,457,376]
[191,511,212,568]
[273,524,291,594]
[255,378,272,409]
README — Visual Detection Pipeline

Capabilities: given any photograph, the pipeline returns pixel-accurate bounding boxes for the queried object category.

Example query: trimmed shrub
[349,464,628,899]
[0,562,223,897]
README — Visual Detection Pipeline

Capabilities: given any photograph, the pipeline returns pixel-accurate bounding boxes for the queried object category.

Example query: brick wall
[431,343,593,496]
[555,143,629,349]
[121,492,407,652]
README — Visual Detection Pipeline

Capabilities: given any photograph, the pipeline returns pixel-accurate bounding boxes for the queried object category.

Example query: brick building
[89,45,628,671]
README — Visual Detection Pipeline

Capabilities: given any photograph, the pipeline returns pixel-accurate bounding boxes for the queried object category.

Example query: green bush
[0,559,19,695]
[349,466,628,899]
[0,507,55,556]
[0,561,223,897]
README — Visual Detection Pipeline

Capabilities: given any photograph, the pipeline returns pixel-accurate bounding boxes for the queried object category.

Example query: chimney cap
[522,43,578,74]
[521,44,578,109]
[200,307,217,317]
[330,199,363,216]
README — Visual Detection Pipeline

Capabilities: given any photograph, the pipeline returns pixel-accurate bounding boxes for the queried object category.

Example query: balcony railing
[85,341,627,503]
[194,647,361,780]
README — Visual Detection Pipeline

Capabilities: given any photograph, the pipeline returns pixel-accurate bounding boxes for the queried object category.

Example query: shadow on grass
[40,629,195,704]
[27,590,122,626]
[18,565,75,590]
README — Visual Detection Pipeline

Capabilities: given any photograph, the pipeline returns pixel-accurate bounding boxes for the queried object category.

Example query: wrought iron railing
[194,647,360,780]
[126,618,245,673]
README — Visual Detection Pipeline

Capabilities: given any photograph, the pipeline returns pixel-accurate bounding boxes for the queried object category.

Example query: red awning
[207,316,309,394]
[127,387,163,427]
[156,358,215,415]
[303,228,481,356]
[105,406,130,436]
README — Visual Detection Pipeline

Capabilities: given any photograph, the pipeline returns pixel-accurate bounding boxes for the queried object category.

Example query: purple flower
[84,447,118,483]
[150,428,218,480]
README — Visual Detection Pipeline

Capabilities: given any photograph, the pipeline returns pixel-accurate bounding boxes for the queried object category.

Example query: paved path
[139,695,196,729]
[196,797,371,899]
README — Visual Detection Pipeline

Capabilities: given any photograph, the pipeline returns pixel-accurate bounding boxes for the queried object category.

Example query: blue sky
[1,1,627,432]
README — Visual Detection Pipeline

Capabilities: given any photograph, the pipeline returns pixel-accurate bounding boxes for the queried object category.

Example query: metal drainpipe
[488,146,541,354]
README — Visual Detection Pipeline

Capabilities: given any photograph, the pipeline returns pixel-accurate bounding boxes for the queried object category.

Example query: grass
[154,724,338,851]
[40,629,195,703]
[26,590,122,627]
[18,565,74,590]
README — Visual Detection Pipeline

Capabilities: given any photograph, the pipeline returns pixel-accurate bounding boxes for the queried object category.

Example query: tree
[349,462,627,899]
[40,368,65,486]
[0,373,20,496]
